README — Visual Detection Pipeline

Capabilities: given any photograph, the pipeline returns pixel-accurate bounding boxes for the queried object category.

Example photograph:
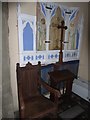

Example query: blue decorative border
[65,52,77,58]
[23,54,45,61]
[23,55,34,61]
[36,55,44,60]
[48,54,59,59]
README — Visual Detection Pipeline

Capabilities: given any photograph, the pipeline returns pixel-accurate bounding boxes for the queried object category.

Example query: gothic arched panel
[23,22,33,51]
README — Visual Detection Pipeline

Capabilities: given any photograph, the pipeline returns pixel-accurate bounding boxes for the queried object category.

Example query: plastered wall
[0,2,2,119]
[20,2,36,15]
[8,3,19,111]
[2,3,14,118]
[8,2,88,111]
[8,2,36,111]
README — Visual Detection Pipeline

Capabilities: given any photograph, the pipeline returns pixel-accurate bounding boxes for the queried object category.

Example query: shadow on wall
[2,3,14,118]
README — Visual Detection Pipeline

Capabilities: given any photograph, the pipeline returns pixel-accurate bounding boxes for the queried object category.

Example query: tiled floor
[14,92,89,119]
[58,93,89,119]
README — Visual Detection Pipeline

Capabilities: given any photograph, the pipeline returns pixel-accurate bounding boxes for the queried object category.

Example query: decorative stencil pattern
[36,55,44,60]
[23,55,34,61]
[48,54,59,59]
[64,52,78,58]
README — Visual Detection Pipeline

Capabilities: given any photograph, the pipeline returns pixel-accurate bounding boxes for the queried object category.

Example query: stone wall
[0,1,2,119]
[2,3,14,118]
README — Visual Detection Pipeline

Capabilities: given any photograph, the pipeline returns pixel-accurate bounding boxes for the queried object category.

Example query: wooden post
[57,20,67,64]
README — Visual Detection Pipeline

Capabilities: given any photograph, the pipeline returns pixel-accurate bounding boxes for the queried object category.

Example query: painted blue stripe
[51,7,56,17]
[41,3,46,17]
[76,29,79,49]
[70,10,77,21]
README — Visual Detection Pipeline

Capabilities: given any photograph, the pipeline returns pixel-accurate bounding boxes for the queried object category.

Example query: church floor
[57,92,89,119]
[14,92,89,119]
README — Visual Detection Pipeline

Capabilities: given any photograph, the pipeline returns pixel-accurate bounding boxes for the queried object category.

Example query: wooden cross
[57,20,67,64]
